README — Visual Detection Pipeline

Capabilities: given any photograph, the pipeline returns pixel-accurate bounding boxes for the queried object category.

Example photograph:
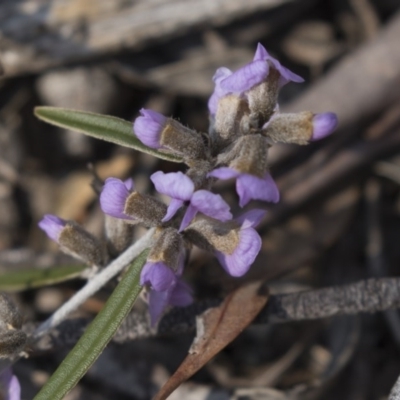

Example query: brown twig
[33,276,400,350]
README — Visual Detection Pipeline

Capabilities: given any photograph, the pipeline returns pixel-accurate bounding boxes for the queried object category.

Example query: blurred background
[2,0,400,398]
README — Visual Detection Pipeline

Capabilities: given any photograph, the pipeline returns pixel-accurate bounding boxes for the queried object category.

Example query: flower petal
[208,167,239,180]
[0,368,20,400]
[179,203,198,232]
[236,173,279,207]
[148,288,171,326]
[253,42,270,61]
[151,171,194,200]
[38,214,66,242]
[100,177,133,220]
[216,227,261,277]
[253,43,304,86]
[169,279,193,307]
[220,60,269,93]
[208,67,233,115]
[133,108,167,149]
[311,112,338,141]
[190,190,232,221]
[140,261,176,292]
[162,198,185,222]
[236,209,266,229]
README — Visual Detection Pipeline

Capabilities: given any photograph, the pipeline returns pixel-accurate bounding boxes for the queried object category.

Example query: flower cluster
[39,44,337,325]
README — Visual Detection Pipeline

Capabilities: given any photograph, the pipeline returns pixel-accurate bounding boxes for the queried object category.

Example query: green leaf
[34,107,183,163]
[0,265,87,292]
[33,249,149,400]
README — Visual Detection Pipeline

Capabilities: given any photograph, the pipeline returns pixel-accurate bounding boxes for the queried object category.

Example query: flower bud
[134,108,207,161]
[0,294,27,359]
[133,109,166,148]
[213,95,250,146]
[262,111,314,145]
[262,112,338,144]
[104,215,134,256]
[58,222,108,266]
[39,215,107,266]
[311,112,338,141]
[124,192,167,227]
[147,228,184,273]
[211,135,279,207]
[0,294,22,331]
[184,212,263,277]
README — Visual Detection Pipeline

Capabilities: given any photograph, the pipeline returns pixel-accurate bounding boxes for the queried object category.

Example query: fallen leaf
[153,281,269,400]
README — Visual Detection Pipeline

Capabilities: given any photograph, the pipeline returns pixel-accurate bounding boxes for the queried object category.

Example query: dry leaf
[153,281,269,400]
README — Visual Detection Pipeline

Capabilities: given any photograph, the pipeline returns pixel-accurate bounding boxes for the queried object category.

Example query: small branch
[390,374,400,400]
[34,277,400,350]
[33,228,154,339]
[260,277,400,324]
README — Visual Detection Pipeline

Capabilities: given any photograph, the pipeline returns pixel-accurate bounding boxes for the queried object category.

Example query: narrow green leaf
[0,265,87,292]
[34,107,183,163]
[33,249,149,400]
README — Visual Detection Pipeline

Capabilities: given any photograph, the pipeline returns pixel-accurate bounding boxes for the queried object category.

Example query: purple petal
[208,67,233,115]
[190,190,232,221]
[7,375,20,400]
[179,203,198,232]
[133,108,167,149]
[253,43,270,61]
[220,60,269,93]
[140,261,176,292]
[148,288,171,326]
[311,112,338,141]
[100,178,133,220]
[169,279,193,307]
[236,209,266,229]
[124,178,134,191]
[253,43,304,86]
[216,227,261,277]
[151,171,194,201]
[162,198,185,222]
[0,368,20,400]
[208,167,239,180]
[38,214,66,242]
[236,173,280,207]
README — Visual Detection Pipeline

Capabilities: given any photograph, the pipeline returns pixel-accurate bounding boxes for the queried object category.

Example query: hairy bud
[59,222,108,266]
[262,111,314,145]
[148,228,184,272]
[124,192,167,227]
[160,119,207,161]
[0,294,27,358]
[213,95,249,147]
[184,216,239,255]
[247,68,280,127]
[104,215,135,255]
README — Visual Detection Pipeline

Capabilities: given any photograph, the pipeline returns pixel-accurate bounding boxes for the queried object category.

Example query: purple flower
[148,278,193,325]
[214,43,303,97]
[140,261,176,292]
[209,167,279,207]
[208,67,233,115]
[151,171,232,231]
[0,368,21,400]
[215,209,265,277]
[133,108,167,149]
[311,112,338,141]
[100,178,134,220]
[252,43,304,87]
[38,214,66,242]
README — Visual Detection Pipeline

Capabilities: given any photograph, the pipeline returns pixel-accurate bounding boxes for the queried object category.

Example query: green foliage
[0,265,87,292]
[33,249,149,400]
[34,107,183,163]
